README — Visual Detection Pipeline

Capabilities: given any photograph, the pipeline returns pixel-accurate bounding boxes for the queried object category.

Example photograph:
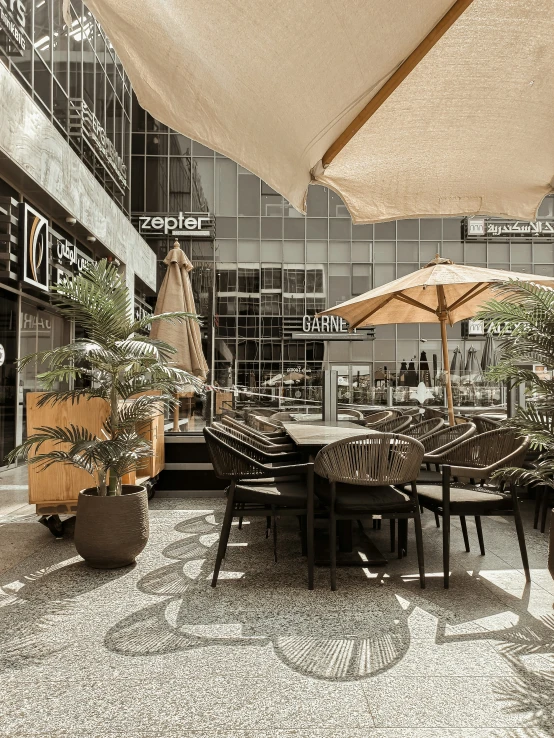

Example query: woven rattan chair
[421,422,477,462]
[363,410,394,425]
[270,412,296,422]
[221,416,295,451]
[213,422,299,458]
[337,408,364,420]
[315,433,426,590]
[404,418,444,440]
[372,415,412,434]
[422,407,446,420]
[204,427,315,589]
[415,428,531,588]
[247,414,286,434]
[472,415,502,434]
[401,407,422,422]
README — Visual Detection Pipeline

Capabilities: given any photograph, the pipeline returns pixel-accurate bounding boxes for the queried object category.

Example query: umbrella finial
[173,239,181,250]
[426,254,453,267]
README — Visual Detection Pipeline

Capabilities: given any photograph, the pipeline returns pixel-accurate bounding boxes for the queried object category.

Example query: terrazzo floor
[0,476,553,737]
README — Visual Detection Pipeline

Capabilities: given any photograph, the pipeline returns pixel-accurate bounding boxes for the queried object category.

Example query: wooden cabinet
[26,392,165,515]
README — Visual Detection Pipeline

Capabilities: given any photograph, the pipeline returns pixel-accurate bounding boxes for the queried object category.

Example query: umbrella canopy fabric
[319,256,554,423]
[82,0,554,224]
[150,242,209,380]
[481,332,497,372]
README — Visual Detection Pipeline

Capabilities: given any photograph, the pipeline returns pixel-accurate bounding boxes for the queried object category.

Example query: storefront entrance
[0,290,17,464]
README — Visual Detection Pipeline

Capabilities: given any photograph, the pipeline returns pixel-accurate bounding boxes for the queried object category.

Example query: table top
[290,413,361,422]
[282,421,373,447]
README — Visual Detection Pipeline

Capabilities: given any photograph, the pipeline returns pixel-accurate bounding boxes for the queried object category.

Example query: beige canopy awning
[81,0,554,223]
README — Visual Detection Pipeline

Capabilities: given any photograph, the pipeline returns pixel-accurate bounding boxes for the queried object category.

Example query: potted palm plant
[477,280,554,578]
[6,259,203,568]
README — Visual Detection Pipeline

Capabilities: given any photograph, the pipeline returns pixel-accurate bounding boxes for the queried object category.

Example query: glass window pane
[306,185,328,216]
[307,241,327,262]
[465,243,487,263]
[511,243,532,264]
[238,241,260,261]
[238,174,260,215]
[352,223,373,240]
[306,218,327,240]
[329,242,350,262]
[374,242,395,262]
[329,190,349,217]
[534,244,554,262]
[192,141,214,156]
[329,219,351,240]
[216,217,237,238]
[489,243,509,261]
[283,241,304,261]
[397,219,419,239]
[262,241,283,261]
[397,242,418,262]
[215,240,237,261]
[441,242,463,262]
[420,219,442,239]
[238,217,260,238]
[261,217,283,239]
[375,221,396,240]
[284,218,305,239]
[351,242,371,262]
[193,158,214,211]
[443,218,462,240]
[374,264,396,286]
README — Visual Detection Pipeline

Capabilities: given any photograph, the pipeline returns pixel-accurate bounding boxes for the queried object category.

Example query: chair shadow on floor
[104,509,554,693]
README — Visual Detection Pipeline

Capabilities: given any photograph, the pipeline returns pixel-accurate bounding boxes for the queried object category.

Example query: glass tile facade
[131,111,554,395]
[0,1,132,213]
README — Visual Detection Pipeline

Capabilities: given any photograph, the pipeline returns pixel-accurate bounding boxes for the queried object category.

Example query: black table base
[314,519,387,567]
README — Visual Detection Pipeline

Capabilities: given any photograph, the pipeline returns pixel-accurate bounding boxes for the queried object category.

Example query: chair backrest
[422,407,446,420]
[404,417,444,440]
[212,421,273,454]
[315,433,424,486]
[422,422,476,455]
[337,408,364,420]
[373,415,412,434]
[203,426,272,480]
[363,410,394,425]
[219,417,293,451]
[401,407,421,419]
[439,428,529,470]
[270,412,295,422]
[473,415,502,434]
[247,414,283,432]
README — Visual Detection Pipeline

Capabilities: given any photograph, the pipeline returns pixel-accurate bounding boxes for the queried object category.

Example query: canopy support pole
[322,0,475,167]
[440,316,455,426]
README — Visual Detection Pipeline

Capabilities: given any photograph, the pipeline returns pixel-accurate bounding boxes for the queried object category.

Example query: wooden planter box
[549,511,554,578]
[26,393,164,515]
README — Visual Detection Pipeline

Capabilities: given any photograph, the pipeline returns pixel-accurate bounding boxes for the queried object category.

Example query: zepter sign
[21,203,49,291]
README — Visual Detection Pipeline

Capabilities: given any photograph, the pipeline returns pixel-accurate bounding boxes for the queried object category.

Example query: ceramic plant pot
[74,485,149,568]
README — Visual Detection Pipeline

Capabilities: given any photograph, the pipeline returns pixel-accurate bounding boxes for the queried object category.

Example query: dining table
[282,420,386,568]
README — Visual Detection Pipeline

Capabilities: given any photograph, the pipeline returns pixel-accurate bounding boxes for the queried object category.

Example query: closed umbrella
[465,345,482,383]
[481,331,497,373]
[420,350,430,386]
[150,241,209,380]
[83,0,554,225]
[450,346,463,384]
[319,256,554,424]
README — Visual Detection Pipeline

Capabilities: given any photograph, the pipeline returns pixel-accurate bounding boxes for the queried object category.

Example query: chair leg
[540,489,550,534]
[266,515,271,538]
[475,516,485,555]
[442,467,451,589]
[533,487,542,529]
[460,515,470,552]
[512,486,531,582]
[412,485,425,589]
[238,502,243,530]
[434,512,440,528]
[398,519,407,559]
[390,519,396,552]
[212,483,236,588]
[307,468,315,590]
[299,515,307,556]
[330,483,337,591]
[272,506,278,563]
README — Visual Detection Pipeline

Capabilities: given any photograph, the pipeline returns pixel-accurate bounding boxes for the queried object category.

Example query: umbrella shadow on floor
[104,509,554,684]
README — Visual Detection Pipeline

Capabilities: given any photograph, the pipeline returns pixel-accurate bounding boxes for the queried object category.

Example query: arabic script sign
[466,217,554,238]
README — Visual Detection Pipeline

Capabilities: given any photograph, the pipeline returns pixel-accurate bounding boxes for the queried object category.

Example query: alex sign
[20,203,49,292]
[0,0,26,55]
[138,213,214,238]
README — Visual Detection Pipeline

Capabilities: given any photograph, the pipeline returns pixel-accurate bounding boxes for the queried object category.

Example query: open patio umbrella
[150,241,209,380]
[318,256,554,424]
[81,0,554,224]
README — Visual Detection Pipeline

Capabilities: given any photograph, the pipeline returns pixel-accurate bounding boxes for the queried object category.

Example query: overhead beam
[321,0,475,168]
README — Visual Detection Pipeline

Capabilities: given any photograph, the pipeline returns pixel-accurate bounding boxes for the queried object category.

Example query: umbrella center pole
[439,314,455,425]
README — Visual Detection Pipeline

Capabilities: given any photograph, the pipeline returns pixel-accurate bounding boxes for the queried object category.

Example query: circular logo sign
[0,344,5,367]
